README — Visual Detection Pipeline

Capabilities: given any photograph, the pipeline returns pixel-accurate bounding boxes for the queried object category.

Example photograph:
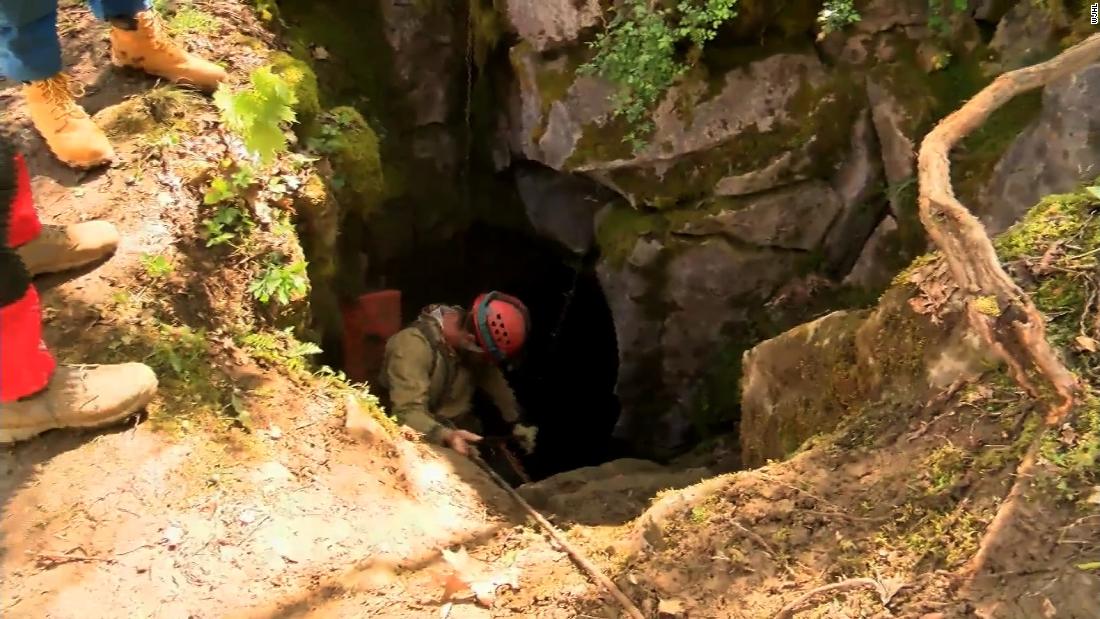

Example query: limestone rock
[661,240,799,401]
[851,0,928,33]
[517,459,709,525]
[673,181,843,251]
[510,47,857,207]
[504,0,604,52]
[824,109,887,274]
[598,232,805,457]
[867,76,918,187]
[989,0,1071,71]
[982,63,1100,235]
[515,164,614,254]
[843,215,901,291]
[740,266,995,466]
[740,310,868,467]
[379,0,459,128]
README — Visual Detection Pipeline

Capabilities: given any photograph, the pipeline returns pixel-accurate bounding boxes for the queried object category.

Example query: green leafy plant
[140,253,174,279]
[249,255,309,305]
[240,326,323,372]
[214,66,298,163]
[927,0,968,36]
[579,0,739,149]
[1086,185,1100,202]
[816,0,861,35]
[201,205,254,247]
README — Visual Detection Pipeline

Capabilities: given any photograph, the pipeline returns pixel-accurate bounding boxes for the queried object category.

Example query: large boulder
[739,261,996,467]
[595,183,851,456]
[509,46,860,207]
[504,0,604,52]
[982,63,1100,235]
[740,310,868,466]
[671,181,843,251]
[515,164,616,254]
[988,0,1072,71]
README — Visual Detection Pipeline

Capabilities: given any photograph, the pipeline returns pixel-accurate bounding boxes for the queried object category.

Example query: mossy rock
[741,310,870,467]
[270,51,321,131]
[312,107,385,215]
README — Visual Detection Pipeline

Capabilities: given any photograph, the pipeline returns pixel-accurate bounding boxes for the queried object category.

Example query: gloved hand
[512,423,538,455]
[442,428,483,456]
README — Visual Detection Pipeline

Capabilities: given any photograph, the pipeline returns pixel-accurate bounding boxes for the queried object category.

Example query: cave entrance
[373,221,622,481]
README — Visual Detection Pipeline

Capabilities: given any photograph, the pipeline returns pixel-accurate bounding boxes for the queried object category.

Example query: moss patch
[309,107,385,215]
[270,52,321,131]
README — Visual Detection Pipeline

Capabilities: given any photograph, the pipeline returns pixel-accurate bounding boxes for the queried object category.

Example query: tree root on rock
[916,32,1100,592]
[917,34,1100,424]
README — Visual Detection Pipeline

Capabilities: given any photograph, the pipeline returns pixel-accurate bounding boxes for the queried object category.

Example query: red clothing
[1,151,55,402]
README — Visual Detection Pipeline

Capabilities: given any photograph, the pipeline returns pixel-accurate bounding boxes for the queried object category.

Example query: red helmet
[470,292,530,364]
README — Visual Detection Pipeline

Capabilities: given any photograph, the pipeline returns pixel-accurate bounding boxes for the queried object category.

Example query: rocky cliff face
[300,0,1095,459]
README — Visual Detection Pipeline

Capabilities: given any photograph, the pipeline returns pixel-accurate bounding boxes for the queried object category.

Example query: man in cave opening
[376,291,539,479]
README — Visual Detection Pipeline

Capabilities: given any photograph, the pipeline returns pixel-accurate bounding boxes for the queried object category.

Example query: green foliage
[249,254,309,305]
[214,66,298,163]
[147,324,210,383]
[927,0,969,36]
[579,0,739,149]
[239,326,323,372]
[201,206,254,247]
[169,7,218,35]
[816,0,861,35]
[140,253,174,279]
[203,166,254,205]
[1087,185,1100,201]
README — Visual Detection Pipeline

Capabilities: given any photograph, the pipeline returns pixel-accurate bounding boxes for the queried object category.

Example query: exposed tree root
[916,32,1100,592]
[960,435,1042,586]
[917,33,1100,425]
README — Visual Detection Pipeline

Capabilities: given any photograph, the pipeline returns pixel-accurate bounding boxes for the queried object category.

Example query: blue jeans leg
[0,0,61,82]
[87,0,149,20]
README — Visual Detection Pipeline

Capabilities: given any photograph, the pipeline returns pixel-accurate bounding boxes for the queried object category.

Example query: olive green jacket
[379,316,520,442]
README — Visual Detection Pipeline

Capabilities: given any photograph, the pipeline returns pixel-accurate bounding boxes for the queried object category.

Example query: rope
[470,454,646,619]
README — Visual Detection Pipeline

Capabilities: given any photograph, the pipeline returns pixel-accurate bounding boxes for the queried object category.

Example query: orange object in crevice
[342,290,403,383]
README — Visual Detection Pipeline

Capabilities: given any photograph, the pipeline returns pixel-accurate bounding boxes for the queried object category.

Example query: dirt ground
[2,3,1098,619]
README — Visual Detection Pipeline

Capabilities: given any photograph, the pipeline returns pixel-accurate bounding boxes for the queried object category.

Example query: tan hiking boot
[24,75,115,169]
[110,11,228,92]
[0,363,158,444]
[16,222,120,276]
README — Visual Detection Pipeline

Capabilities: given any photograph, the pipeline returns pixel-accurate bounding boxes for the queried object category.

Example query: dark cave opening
[368,221,624,481]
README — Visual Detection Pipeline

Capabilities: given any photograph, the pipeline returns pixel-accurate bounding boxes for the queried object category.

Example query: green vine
[579,0,739,150]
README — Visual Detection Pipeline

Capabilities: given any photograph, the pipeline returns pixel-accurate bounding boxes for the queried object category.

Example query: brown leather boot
[16,222,120,276]
[110,11,228,92]
[0,363,158,444]
[23,75,115,169]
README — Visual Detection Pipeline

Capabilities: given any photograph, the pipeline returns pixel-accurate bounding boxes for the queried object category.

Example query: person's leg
[2,1,114,167]
[1,153,55,403]
[7,151,120,276]
[0,1,62,82]
[86,0,148,21]
[104,0,226,92]
[0,143,158,443]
